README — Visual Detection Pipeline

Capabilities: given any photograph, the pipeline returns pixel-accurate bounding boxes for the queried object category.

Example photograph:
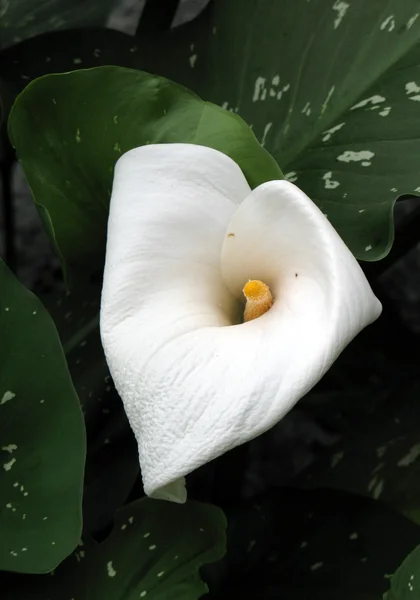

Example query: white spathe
[100,143,382,503]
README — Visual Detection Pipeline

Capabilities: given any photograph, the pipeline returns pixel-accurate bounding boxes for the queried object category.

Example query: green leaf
[1,499,226,600]
[8,65,282,283]
[385,544,420,600]
[301,384,420,524]
[41,282,139,534]
[0,260,86,573]
[87,498,226,599]
[0,0,115,50]
[139,0,420,260]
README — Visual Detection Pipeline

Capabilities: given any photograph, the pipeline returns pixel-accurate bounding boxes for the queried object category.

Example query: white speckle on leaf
[149,545,157,550]
[261,122,272,147]
[405,81,420,102]
[75,129,81,143]
[311,562,324,571]
[285,172,298,183]
[380,15,395,32]
[3,458,16,471]
[140,593,147,598]
[128,516,134,524]
[365,245,372,251]
[323,171,340,189]
[379,106,391,116]
[359,209,365,213]
[351,95,385,110]
[189,54,197,68]
[321,85,335,114]
[277,83,290,100]
[349,532,358,540]
[121,524,127,530]
[337,150,374,165]
[302,101,311,116]
[332,1,349,29]
[107,561,116,577]
[1,391,15,405]
[397,444,420,467]
[406,81,420,95]
[253,76,266,102]
[73,58,82,64]
[157,571,165,577]
[407,13,419,29]
[2,444,17,454]
[272,74,280,86]
[372,479,384,499]
[143,532,150,538]
[322,122,345,142]
[331,451,344,467]
[390,188,398,192]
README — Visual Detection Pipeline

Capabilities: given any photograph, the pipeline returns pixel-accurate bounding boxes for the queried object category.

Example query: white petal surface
[100,144,251,502]
[101,145,381,503]
[221,180,382,433]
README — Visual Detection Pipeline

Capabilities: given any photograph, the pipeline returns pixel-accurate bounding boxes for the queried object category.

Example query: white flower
[100,143,381,503]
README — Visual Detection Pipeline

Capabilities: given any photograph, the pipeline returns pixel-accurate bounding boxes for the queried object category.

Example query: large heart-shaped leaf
[8,66,282,283]
[138,0,420,260]
[0,260,85,573]
[1,498,226,599]
[0,0,115,50]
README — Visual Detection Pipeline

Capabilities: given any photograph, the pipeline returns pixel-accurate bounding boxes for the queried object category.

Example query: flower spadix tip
[242,280,273,322]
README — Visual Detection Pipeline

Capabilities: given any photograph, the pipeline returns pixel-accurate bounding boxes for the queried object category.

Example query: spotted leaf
[1,498,226,599]
[385,543,420,599]
[0,259,86,573]
[139,0,420,260]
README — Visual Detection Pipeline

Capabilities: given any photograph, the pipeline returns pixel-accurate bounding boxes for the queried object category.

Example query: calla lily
[100,143,382,503]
